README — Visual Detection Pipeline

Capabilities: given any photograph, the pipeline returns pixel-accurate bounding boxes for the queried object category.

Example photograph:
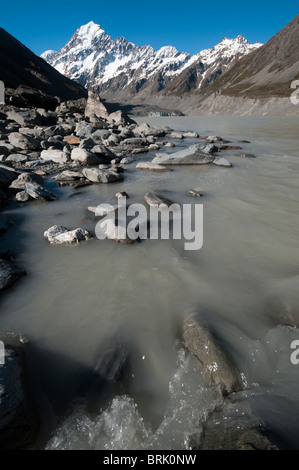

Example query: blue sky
[1,1,298,55]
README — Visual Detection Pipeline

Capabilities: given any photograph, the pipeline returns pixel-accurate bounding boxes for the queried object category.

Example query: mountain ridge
[41,22,262,102]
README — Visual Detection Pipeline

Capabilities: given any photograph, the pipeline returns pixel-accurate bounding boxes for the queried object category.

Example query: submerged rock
[0,338,39,449]
[44,225,92,244]
[144,191,173,208]
[0,259,26,291]
[213,157,232,167]
[198,401,279,450]
[182,313,243,395]
[136,162,170,172]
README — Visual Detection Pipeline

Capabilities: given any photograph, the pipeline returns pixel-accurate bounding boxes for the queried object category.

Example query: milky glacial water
[0,116,299,449]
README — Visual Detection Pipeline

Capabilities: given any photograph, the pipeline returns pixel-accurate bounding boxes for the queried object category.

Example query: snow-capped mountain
[41,21,262,100]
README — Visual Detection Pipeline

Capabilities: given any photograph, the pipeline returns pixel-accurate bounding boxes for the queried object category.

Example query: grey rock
[71,148,103,165]
[213,157,232,167]
[170,132,184,139]
[0,259,26,291]
[16,191,31,202]
[200,143,218,154]
[144,191,173,208]
[8,132,39,150]
[0,164,19,188]
[183,131,199,138]
[188,190,203,197]
[82,167,123,183]
[153,144,214,165]
[121,137,148,148]
[91,144,115,160]
[5,153,29,163]
[199,401,279,450]
[182,313,243,395]
[91,129,111,142]
[44,225,92,244]
[25,183,57,201]
[136,162,170,172]
[6,109,39,127]
[0,340,39,449]
[40,149,69,164]
[10,172,43,190]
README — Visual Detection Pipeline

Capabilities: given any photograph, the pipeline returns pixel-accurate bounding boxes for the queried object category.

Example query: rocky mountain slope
[0,27,87,109]
[41,22,261,102]
[196,14,299,101]
[174,14,299,115]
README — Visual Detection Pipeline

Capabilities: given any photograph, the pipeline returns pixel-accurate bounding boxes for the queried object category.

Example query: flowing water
[0,116,299,449]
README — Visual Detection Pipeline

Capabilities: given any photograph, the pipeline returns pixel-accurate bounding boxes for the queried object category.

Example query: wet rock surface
[0,336,39,449]
[182,313,243,395]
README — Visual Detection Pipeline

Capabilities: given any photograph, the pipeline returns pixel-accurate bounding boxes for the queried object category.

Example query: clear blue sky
[1,1,298,55]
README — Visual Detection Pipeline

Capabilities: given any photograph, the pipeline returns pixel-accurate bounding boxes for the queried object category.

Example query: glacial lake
[0,115,299,449]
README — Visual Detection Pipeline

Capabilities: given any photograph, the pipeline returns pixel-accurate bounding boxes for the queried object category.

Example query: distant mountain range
[41,22,262,102]
[0,15,297,115]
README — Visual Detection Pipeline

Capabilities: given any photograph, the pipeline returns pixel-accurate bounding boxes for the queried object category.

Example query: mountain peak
[77,21,104,37]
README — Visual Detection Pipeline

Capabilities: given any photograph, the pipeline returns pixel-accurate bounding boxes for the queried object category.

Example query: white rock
[44,225,92,244]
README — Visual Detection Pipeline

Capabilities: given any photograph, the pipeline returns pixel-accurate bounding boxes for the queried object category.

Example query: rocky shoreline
[0,98,283,450]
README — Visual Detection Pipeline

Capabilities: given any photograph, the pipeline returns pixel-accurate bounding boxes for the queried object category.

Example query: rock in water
[182,313,243,395]
[136,162,170,172]
[71,148,103,165]
[97,218,135,244]
[153,144,215,165]
[144,191,173,208]
[0,339,39,449]
[82,168,123,183]
[198,401,279,450]
[44,225,92,244]
[25,183,57,201]
[0,260,26,291]
[213,157,232,167]
[10,172,44,190]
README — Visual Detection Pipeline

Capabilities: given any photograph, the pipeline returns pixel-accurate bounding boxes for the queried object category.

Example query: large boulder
[40,149,69,164]
[6,109,39,127]
[153,144,215,165]
[182,313,243,395]
[8,132,40,151]
[84,91,108,119]
[107,110,135,127]
[82,168,123,184]
[71,148,103,165]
